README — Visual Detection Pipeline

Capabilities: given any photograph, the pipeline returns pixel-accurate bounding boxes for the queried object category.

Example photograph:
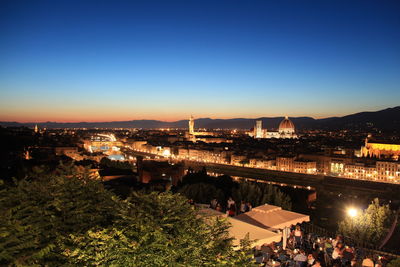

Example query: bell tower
[189,115,194,135]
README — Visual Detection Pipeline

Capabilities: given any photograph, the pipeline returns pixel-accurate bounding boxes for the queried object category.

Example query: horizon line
[1,106,397,124]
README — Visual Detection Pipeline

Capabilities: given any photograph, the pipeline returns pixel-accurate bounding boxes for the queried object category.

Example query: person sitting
[227,197,235,209]
[246,202,252,211]
[361,255,374,267]
[332,242,344,265]
[294,249,307,267]
[307,253,315,266]
[278,249,288,263]
[210,198,218,209]
[239,200,246,214]
[342,245,354,266]
[227,205,236,217]
[215,203,222,212]
[332,235,342,248]
[293,225,303,248]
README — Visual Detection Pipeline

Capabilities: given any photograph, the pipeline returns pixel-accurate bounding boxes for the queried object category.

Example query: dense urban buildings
[2,0,400,265]
[63,115,400,184]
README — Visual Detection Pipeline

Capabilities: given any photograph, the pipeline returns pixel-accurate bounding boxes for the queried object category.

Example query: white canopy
[235,204,310,230]
[198,208,281,248]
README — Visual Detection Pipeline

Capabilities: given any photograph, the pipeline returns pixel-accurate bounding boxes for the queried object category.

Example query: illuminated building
[330,160,345,175]
[330,159,400,183]
[185,115,221,142]
[129,140,147,150]
[278,116,296,136]
[249,158,276,169]
[249,116,298,139]
[276,156,295,172]
[189,115,195,135]
[293,160,317,174]
[343,163,377,180]
[34,124,38,133]
[361,136,400,160]
[231,154,247,165]
[276,156,316,173]
[177,148,230,164]
[376,161,400,182]
[255,120,263,138]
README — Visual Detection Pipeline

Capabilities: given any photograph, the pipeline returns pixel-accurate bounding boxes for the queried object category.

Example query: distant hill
[1,106,399,131]
[313,106,400,131]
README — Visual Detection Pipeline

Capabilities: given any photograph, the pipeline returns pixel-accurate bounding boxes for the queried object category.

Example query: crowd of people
[210,197,252,216]
[204,198,397,266]
[253,225,395,267]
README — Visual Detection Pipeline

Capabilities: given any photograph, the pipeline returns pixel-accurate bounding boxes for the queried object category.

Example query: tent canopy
[235,204,310,230]
[198,208,281,248]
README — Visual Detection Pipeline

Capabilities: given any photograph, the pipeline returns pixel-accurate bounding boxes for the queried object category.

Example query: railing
[301,222,399,257]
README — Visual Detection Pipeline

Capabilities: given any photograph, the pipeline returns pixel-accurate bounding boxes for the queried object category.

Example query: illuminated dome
[279,116,295,134]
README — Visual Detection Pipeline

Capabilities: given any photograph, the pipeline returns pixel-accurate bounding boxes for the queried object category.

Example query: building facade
[249,116,298,139]
[361,137,400,160]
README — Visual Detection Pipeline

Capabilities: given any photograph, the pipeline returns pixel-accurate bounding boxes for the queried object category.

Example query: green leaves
[0,163,120,265]
[232,181,292,210]
[338,198,393,244]
[1,165,257,266]
[178,183,224,205]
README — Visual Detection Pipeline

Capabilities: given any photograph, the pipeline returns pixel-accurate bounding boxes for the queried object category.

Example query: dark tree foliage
[232,182,292,210]
[338,198,394,244]
[0,164,256,266]
[0,163,119,265]
[100,157,134,170]
[179,170,292,210]
[178,183,225,204]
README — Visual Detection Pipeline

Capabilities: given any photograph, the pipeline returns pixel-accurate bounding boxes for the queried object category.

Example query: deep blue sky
[0,0,399,122]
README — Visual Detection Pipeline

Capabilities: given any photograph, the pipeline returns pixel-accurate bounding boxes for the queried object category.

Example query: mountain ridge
[1,106,399,131]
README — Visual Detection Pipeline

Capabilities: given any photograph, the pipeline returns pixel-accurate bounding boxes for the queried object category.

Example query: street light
[347,207,358,218]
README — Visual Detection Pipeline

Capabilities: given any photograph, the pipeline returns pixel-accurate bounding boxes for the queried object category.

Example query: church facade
[250,116,298,139]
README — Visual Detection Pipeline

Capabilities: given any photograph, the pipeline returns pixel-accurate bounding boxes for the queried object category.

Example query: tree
[232,182,292,210]
[178,183,225,204]
[338,198,393,244]
[0,163,120,265]
[387,257,400,267]
[100,157,133,170]
[64,191,255,266]
[1,164,256,266]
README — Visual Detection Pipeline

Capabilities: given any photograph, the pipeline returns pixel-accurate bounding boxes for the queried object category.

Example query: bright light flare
[347,207,358,218]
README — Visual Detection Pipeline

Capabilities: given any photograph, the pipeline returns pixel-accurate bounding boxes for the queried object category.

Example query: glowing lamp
[347,207,358,218]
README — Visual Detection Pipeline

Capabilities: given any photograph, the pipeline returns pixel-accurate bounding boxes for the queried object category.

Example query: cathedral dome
[279,116,295,134]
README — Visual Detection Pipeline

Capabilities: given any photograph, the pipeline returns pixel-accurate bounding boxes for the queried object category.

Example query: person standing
[227,197,235,209]
[240,200,246,214]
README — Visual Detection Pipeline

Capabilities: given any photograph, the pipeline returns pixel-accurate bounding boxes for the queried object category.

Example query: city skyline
[1,0,400,122]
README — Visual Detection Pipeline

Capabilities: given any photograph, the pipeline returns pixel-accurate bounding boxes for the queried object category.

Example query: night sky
[1,0,399,122]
